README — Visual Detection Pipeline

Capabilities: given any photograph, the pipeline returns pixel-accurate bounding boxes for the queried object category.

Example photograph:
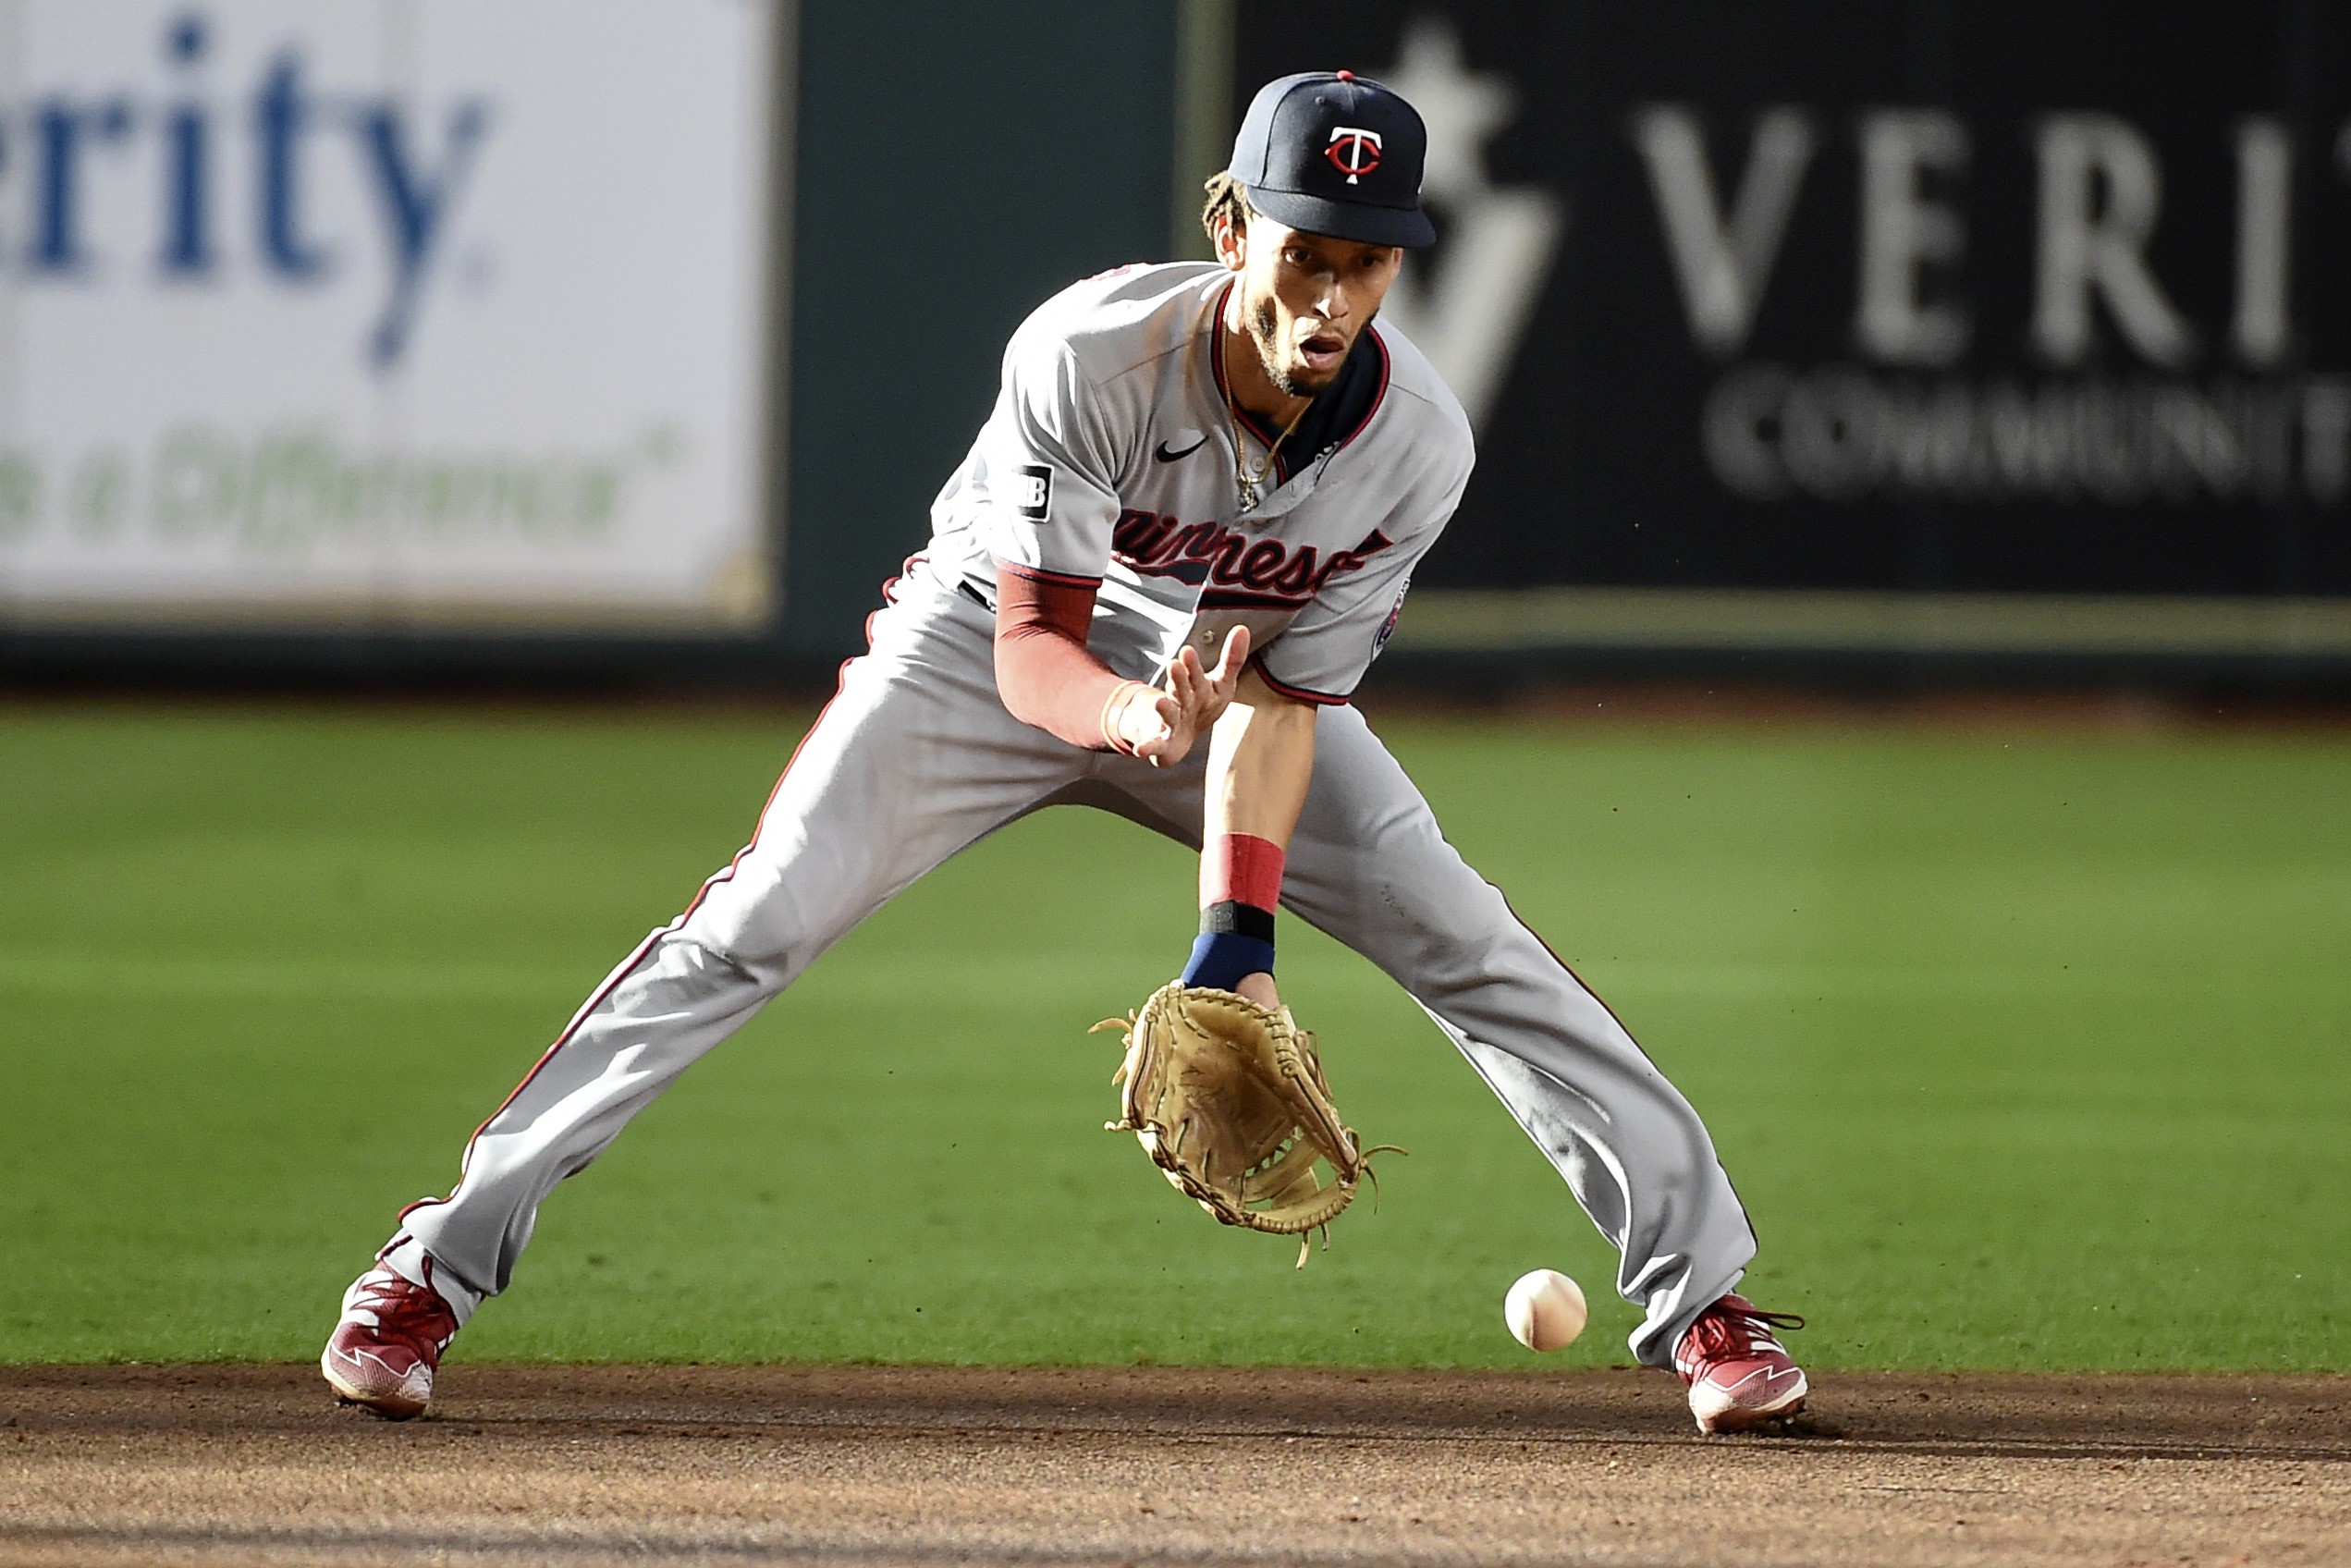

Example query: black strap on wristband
[1200,900,1277,942]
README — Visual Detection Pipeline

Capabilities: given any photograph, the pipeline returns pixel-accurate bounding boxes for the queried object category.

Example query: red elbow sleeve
[991,563,1140,752]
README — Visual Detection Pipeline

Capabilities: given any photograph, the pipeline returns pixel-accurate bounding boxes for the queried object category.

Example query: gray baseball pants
[387,581,1757,1366]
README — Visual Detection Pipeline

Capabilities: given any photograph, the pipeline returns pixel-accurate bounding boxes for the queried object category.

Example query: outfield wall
[1245,1,2351,681]
[0,0,780,635]
[6,0,2351,688]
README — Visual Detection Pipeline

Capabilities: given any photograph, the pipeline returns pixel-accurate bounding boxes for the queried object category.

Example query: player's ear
[1214,211,1246,272]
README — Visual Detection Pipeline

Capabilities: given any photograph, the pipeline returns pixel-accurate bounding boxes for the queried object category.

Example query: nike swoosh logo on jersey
[1154,435,1207,462]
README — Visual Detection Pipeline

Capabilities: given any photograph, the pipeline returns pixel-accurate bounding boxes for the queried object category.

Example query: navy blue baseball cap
[1228,70,1435,249]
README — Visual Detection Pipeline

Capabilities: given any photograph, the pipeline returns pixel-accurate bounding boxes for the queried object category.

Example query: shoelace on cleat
[1680,1292,1805,1372]
[346,1273,458,1359]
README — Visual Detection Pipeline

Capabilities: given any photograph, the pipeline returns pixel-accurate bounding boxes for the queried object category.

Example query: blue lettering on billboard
[2,11,492,372]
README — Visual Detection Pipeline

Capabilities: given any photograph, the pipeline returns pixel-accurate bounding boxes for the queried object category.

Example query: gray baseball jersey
[377,260,1759,1376]
[923,261,1474,704]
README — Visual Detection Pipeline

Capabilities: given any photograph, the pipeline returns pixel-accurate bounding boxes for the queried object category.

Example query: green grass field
[2,702,2345,1372]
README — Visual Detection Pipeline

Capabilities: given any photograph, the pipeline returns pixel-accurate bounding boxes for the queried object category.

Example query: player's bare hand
[1121,627,1250,767]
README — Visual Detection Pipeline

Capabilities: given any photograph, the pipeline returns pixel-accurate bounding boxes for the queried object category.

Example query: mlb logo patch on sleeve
[1014,464,1054,521]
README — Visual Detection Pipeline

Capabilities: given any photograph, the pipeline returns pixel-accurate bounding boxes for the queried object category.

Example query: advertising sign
[1239,3,2351,658]
[0,0,778,631]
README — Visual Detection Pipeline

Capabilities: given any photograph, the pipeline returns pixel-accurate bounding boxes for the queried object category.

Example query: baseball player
[323,70,1807,1434]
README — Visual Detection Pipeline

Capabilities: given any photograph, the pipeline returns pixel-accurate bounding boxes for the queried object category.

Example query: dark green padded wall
[781,0,1179,655]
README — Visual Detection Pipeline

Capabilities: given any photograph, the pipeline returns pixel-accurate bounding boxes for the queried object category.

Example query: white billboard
[0,0,781,631]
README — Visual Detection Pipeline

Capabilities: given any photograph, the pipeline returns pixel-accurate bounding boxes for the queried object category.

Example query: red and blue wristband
[1181,833,1284,991]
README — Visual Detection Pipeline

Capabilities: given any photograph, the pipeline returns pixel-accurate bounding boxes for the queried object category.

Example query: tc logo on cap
[1227,71,1435,246]
[1324,127,1383,184]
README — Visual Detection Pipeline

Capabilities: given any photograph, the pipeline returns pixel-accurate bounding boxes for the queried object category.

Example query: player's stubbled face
[1238,219,1402,398]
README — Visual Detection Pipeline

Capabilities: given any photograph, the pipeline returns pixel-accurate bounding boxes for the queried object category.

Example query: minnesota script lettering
[1110,508,1394,606]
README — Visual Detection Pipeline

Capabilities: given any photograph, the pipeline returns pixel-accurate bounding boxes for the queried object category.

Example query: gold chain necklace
[1218,329,1313,512]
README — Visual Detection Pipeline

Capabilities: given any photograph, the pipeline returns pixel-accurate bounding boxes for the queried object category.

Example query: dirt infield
[2,1365,2345,1567]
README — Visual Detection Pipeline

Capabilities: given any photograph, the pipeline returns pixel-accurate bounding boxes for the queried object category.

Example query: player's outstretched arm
[994,566,1245,766]
[1204,665,1315,862]
[1180,666,1316,1011]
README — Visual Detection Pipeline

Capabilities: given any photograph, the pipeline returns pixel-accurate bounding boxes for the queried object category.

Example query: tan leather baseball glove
[1093,981,1396,1267]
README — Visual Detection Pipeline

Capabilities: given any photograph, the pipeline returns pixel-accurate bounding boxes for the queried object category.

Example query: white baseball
[1503,1268,1587,1352]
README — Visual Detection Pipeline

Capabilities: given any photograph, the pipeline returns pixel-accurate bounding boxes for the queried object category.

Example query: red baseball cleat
[1673,1292,1808,1433]
[320,1264,459,1419]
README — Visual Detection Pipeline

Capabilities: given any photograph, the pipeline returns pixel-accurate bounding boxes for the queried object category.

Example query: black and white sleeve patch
[1013,463,1054,521]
